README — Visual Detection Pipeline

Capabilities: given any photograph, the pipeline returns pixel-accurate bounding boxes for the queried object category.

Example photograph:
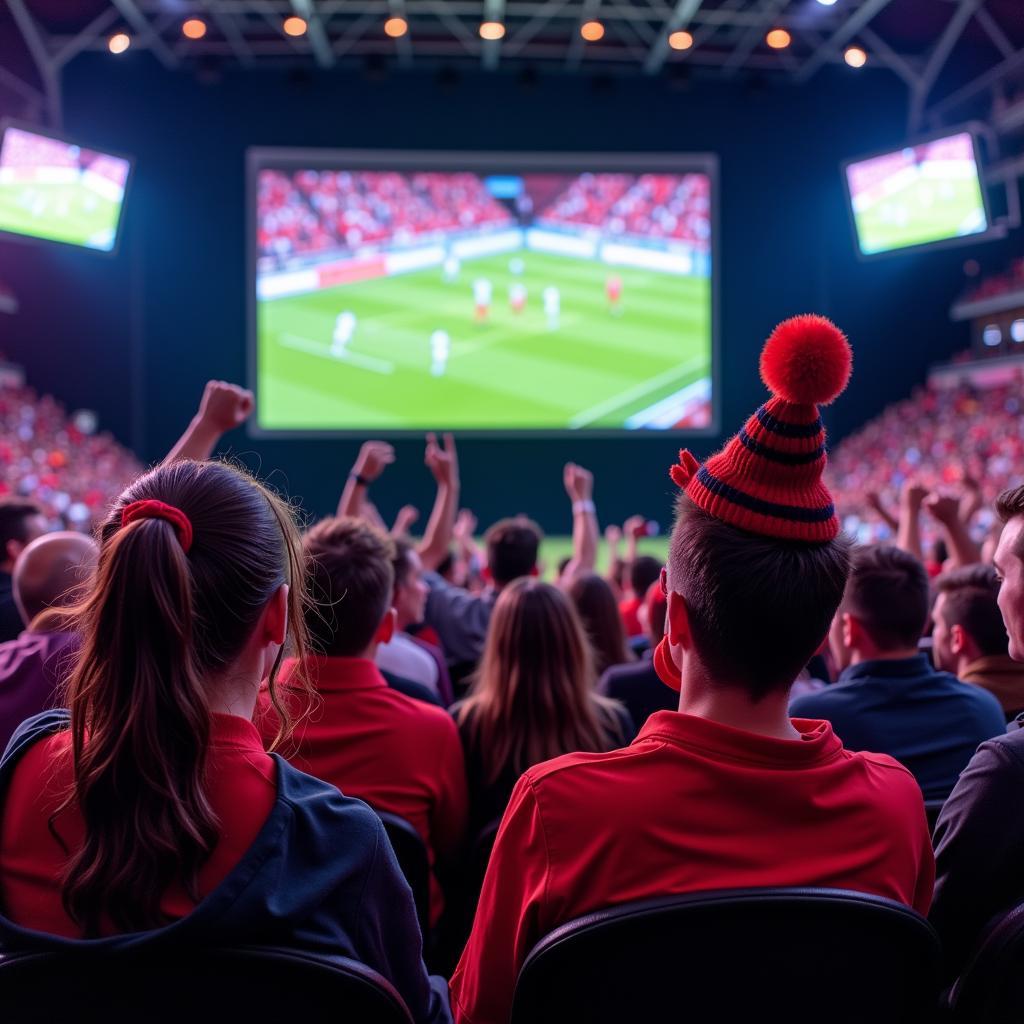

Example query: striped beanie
[670,314,852,543]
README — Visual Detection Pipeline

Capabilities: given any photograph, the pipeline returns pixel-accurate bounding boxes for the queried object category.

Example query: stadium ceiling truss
[3,0,1024,136]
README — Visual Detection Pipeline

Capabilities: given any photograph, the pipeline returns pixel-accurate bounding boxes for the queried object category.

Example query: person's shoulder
[381,683,459,735]
[2,708,71,764]
[524,741,640,791]
[790,680,860,712]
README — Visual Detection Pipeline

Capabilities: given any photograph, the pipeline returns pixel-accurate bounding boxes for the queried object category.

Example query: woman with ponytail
[0,460,450,1024]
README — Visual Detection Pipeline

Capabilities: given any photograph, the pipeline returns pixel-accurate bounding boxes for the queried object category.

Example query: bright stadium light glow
[283,16,308,36]
[983,324,1002,347]
[182,18,207,40]
[384,16,409,37]
[766,28,791,49]
[817,0,838,6]
[479,21,506,40]
[108,32,131,54]
[1011,320,1024,343]
[581,20,605,41]
[668,30,694,50]
[844,46,867,68]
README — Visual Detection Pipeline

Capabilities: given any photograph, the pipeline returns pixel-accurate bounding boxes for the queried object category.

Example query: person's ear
[666,590,693,650]
[375,607,397,645]
[262,584,289,647]
[950,623,967,657]
[841,612,857,651]
[5,539,21,564]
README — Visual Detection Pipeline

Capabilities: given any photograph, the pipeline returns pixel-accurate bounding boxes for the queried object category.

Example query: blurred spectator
[567,573,635,678]
[0,499,47,643]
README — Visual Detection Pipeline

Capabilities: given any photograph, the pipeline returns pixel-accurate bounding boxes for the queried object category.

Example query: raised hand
[197,380,254,432]
[354,440,395,483]
[425,432,458,487]
[900,480,928,510]
[391,505,420,537]
[924,491,961,525]
[454,508,478,542]
[623,514,646,539]
[563,462,594,503]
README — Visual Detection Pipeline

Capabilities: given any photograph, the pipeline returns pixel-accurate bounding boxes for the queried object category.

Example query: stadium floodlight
[844,46,867,68]
[283,16,307,36]
[668,30,693,50]
[108,32,131,54]
[182,18,207,40]
[384,16,408,38]
[765,29,791,49]
[581,21,605,42]
[479,21,505,40]
[816,0,838,6]
[1011,320,1024,344]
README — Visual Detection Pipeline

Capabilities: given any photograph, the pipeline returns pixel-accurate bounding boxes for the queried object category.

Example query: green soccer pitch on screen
[250,153,715,434]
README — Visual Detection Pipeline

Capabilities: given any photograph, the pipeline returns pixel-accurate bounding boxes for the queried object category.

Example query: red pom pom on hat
[759,314,852,406]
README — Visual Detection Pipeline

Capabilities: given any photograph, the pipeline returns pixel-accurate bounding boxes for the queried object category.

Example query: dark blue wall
[0,55,1009,529]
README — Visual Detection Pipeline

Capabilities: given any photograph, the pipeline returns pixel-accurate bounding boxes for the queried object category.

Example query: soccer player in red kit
[449,316,934,1024]
[606,274,622,315]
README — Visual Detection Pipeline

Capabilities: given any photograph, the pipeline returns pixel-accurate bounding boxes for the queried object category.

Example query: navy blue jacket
[0,711,451,1024]
[789,654,1006,801]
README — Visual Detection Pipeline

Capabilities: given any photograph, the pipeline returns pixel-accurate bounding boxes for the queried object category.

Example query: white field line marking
[568,357,708,428]
[280,334,395,375]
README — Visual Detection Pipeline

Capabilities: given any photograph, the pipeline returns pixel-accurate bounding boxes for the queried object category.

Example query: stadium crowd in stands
[5,314,1024,1020]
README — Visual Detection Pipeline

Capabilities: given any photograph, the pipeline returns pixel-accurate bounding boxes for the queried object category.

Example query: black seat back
[0,945,413,1024]
[377,809,431,937]
[949,901,1024,1022]
[512,887,941,1024]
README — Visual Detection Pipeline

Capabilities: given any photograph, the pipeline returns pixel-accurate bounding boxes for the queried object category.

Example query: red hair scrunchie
[121,499,194,554]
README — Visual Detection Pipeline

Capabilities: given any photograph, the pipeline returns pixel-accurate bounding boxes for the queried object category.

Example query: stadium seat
[377,809,431,939]
[0,945,413,1024]
[510,887,941,1024]
[947,901,1024,1022]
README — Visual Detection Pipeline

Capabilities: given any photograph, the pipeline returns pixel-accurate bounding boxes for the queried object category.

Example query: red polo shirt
[258,657,467,926]
[0,713,276,938]
[450,710,934,1024]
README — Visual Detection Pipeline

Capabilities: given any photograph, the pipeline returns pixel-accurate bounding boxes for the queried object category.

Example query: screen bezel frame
[0,118,135,257]
[840,123,997,261]
[245,147,719,440]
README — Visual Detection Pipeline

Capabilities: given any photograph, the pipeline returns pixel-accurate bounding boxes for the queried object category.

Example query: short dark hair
[844,544,929,652]
[630,555,662,598]
[936,564,1008,658]
[0,499,42,550]
[997,485,1024,524]
[485,516,542,586]
[391,537,415,591]
[303,517,394,657]
[666,497,851,700]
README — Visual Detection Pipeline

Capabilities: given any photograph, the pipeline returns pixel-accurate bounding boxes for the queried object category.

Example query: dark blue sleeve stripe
[696,466,835,524]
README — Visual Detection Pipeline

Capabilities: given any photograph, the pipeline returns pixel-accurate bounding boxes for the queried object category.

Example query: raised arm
[163,380,253,465]
[925,491,982,569]
[561,463,598,581]
[604,524,624,595]
[337,441,395,519]
[865,490,899,534]
[895,481,927,562]
[418,433,460,572]
[391,505,420,539]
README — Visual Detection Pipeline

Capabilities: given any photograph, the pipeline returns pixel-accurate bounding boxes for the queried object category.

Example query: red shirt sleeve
[449,774,551,1024]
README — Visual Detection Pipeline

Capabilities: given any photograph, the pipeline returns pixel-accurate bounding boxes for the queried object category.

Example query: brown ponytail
[58,460,309,935]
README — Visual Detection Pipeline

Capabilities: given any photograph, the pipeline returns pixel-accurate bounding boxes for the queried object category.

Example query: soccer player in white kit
[430,329,451,377]
[473,279,493,322]
[543,286,560,330]
[509,281,527,314]
[332,311,357,357]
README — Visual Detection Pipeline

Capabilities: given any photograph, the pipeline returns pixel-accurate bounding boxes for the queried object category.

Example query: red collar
[282,655,388,694]
[635,710,842,768]
[210,712,267,751]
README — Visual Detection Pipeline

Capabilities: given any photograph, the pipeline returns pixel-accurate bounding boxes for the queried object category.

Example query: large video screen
[250,152,715,434]
[844,131,989,257]
[0,123,131,252]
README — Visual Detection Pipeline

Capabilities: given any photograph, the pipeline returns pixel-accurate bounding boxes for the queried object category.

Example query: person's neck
[677,674,800,741]
[849,647,921,666]
[956,648,986,676]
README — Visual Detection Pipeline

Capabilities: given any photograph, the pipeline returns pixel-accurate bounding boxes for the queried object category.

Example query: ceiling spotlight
[668,30,694,50]
[581,20,605,42]
[182,18,207,40]
[108,32,131,54]
[384,16,408,38]
[816,0,838,5]
[844,45,867,68]
[283,15,308,37]
[479,21,505,40]
[765,28,791,49]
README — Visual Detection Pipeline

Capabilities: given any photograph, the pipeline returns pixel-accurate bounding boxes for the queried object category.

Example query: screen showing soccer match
[0,124,131,252]
[844,132,989,257]
[251,154,714,433]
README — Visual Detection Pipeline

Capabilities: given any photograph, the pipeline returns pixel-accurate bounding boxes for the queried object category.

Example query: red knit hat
[670,314,852,543]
